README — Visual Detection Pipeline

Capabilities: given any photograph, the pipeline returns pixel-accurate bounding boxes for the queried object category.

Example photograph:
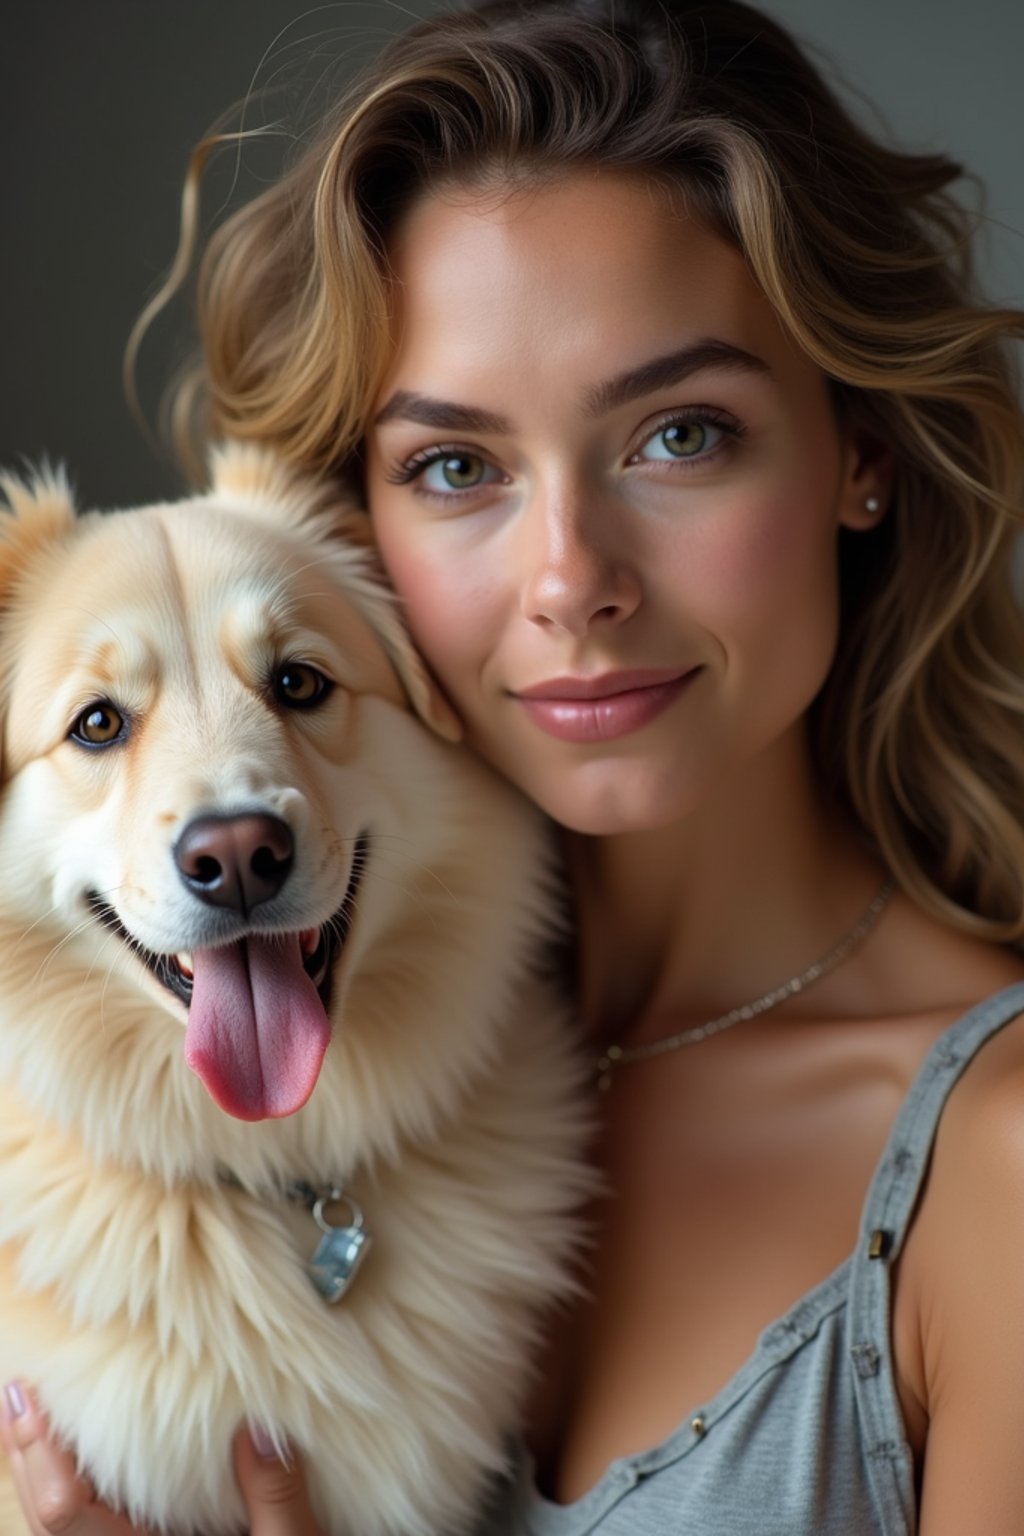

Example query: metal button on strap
[850,1342,881,1379]
[867,1228,893,1260]
[690,1415,707,1438]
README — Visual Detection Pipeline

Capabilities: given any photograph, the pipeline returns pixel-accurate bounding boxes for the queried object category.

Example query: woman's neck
[565,726,885,1047]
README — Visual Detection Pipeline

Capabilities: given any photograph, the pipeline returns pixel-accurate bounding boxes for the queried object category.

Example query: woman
[5,0,1024,1530]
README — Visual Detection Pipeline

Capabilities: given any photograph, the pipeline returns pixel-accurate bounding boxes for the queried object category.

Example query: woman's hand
[1,1381,323,1535]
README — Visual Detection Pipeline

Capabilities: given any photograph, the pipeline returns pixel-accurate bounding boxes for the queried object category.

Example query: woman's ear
[837,430,893,532]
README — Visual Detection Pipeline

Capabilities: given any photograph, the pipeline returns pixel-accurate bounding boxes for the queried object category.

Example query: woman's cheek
[673,487,843,733]
[373,524,487,694]
[692,478,839,617]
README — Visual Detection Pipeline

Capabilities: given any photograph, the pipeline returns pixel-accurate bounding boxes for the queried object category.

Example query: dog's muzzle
[174,812,294,916]
[85,833,369,1013]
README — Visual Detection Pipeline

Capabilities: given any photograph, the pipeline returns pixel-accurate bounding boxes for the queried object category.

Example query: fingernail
[250,1422,282,1461]
[3,1382,26,1421]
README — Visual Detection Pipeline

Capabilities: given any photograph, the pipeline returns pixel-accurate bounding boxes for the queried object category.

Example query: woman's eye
[419,453,500,493]
[634,418,727,463]
[273,662,333,710]
[70,702,127,748]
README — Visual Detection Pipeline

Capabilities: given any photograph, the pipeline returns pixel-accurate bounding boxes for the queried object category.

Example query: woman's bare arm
[906,1034,1024,1534]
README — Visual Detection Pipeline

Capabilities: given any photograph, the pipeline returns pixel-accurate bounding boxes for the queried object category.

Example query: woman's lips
[513,668,700,743]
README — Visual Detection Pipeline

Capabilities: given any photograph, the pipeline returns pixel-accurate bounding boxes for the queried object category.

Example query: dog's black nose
[174,813,294,914]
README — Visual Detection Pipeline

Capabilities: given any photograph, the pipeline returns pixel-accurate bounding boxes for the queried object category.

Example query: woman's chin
[512,763,711,838]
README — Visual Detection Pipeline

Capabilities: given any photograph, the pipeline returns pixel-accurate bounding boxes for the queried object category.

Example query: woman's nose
[519,489,641,637]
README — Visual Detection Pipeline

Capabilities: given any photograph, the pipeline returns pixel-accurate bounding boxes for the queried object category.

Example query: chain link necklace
[595,876,896,1092]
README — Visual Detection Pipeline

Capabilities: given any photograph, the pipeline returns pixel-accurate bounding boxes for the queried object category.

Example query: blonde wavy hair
[139,0,1024,943]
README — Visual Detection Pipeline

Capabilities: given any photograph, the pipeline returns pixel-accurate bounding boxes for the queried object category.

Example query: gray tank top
[478,982,1024,1536]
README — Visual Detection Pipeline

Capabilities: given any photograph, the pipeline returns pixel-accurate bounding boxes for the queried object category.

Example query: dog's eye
[273,663,333,710]
[70,702,127,747]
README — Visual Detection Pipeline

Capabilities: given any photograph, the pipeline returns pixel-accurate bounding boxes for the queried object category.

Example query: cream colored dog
[0,446,588,1536]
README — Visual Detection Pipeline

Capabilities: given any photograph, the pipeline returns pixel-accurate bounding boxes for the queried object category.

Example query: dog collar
[217,1169,372,1304]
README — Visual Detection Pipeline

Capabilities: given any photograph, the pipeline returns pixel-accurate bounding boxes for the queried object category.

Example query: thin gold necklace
[595,876,896,1092]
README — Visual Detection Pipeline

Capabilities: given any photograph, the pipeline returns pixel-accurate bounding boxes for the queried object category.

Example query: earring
[865,495,881,514]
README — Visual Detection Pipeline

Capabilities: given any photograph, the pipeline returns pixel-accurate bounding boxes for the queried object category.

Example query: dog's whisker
[371,857,458,904]
[319,828,431,874]
[357,846,450,890]
[11,883,131,956]
[11,902,72,955]
[80,921,122,983]
[22,881,149,983]
[353,872,445,933]
[29,915,107,989]
[77,609,132,663]
[97,946,126,1041]
[317,820,468,902]
[347,864,435,917]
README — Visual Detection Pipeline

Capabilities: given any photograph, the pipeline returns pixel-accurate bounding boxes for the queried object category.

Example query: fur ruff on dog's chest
[0,986,585,1535]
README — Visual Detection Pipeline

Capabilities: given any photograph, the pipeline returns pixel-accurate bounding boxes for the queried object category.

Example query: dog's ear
[321,557,464,743]
[380,626,463,744]
[208,442,463,742]
[206,441,370,538]
[324,541,464,744]
[208,440,305,508]
[0,463,79,607]
[0,464,79,782]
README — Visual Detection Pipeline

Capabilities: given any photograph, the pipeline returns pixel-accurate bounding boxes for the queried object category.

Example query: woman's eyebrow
[372,339,770,434]
[584,340,771,417]
[373,393,511,433]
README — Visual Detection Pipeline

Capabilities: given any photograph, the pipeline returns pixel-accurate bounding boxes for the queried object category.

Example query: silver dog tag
[308,1190,372,1304]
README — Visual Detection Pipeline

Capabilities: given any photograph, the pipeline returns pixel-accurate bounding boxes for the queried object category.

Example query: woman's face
[365,172,880,834]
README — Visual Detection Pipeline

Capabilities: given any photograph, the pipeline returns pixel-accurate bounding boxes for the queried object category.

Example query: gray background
[3,1,1022,508]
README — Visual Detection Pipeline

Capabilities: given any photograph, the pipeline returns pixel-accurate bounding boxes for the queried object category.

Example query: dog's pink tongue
[184,935,330,1121]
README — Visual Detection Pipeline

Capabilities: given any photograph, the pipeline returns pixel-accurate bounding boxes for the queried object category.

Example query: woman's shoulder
[921,944,1024,1207]
[895,914,1024,1197]
[892,936,1024,1532]
[916,950,1024,1232]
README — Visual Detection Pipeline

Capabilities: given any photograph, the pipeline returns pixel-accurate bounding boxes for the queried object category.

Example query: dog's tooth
[177,952,194,979]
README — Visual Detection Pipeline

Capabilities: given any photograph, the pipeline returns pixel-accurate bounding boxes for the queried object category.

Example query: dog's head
[0,444,461,1124]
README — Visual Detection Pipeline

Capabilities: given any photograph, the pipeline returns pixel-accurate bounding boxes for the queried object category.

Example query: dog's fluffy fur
[0,446,589,1535]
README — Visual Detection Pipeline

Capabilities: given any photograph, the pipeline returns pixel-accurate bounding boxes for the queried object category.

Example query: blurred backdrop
[3,0,1022,507]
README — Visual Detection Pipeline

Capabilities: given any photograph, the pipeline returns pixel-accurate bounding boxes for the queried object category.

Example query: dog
[0,445,590,1535]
